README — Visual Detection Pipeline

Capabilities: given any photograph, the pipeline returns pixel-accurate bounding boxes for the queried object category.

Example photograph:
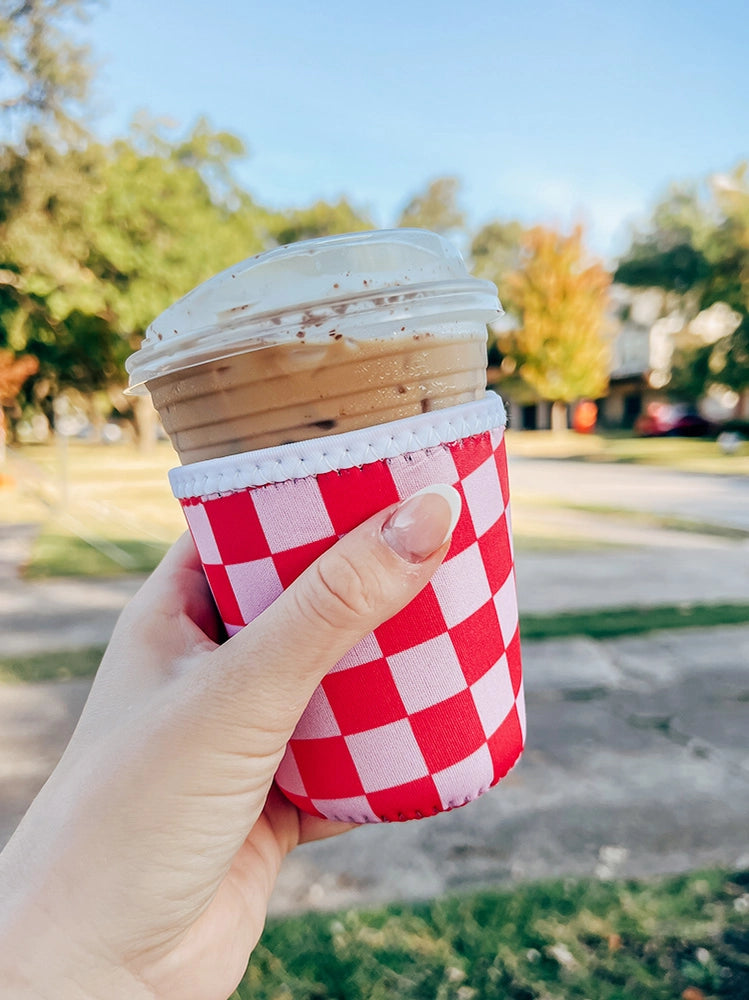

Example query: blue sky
[79,0,748,262]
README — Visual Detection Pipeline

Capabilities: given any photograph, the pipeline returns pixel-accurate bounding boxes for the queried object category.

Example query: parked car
[634,403,714,438]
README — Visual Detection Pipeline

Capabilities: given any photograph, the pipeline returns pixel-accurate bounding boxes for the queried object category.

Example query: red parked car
[635,403,714,438]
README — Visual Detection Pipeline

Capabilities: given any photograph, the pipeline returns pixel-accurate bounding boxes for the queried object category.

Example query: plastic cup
[125,230,524,823]
[126,229,501,463]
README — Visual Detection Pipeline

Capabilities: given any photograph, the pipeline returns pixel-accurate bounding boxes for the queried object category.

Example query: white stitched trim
[169,392,506,498]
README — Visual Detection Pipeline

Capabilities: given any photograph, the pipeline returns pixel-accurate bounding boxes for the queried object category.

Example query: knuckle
[298,548,385,629]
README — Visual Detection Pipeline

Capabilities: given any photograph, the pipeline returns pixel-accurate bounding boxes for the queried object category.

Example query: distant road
[507,457,749,532]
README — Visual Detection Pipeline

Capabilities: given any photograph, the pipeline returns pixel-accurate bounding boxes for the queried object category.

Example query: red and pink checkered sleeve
[175,397,524,823]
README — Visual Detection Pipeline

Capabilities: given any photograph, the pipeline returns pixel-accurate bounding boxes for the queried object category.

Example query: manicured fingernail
[381,485,462,563]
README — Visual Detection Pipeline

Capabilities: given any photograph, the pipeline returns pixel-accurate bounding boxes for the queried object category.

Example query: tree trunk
[736,387,749,420]
[87,395,105,444]
[133,394,159,453]
[550,400,569,432]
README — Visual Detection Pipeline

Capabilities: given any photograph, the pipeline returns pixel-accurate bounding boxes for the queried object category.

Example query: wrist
[0,930,156,1000]
[0,780,157,1000]
[0,885,155,1000]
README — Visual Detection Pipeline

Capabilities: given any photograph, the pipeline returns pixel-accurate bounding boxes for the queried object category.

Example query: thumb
[207,484,462,742]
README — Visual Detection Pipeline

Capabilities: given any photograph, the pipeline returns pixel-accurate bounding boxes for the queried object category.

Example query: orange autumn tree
[501,225,612,430]
[0,350,39,462]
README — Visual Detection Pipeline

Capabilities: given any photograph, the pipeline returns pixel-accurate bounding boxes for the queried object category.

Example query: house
[494,286,742,431]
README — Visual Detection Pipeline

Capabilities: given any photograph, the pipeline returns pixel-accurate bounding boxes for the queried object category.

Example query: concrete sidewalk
[2,625,747,914]
[270,623,749,914]
[2,515,748,656]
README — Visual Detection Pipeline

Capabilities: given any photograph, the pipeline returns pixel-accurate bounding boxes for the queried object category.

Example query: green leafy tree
[87,121,275,444]
[0,134,105,338]
[616,166,749,410]
[615,185,712,290]
[0,0,102,436]
[0,131,109,437]
[397,176,465,235]
[272,198,372,246]
[712,313,749,399]
[83,120,272,336]
[502,225,612,430]
[706,167,749,315]
[1,119,276,442]
[470,220,525,305]
[667,342,716,404]
[0,0,99,138]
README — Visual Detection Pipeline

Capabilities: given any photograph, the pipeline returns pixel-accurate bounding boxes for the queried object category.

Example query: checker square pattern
[179,426,524,822]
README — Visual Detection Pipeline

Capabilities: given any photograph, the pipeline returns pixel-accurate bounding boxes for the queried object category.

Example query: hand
[0,486,459,1000]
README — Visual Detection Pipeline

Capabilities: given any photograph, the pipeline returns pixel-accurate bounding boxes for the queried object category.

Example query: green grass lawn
[2,440,184,539]
[238,868,749,1000]
[23,531,170,578]
[520,603,749,641]
[546,502,749,541]
[2,440,184,576]
[1,434,744,581]
[2,605,747,685]
[0,646,106,684]
[505,429,749,475]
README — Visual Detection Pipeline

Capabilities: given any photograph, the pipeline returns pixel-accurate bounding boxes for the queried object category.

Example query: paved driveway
[509,457,749,531]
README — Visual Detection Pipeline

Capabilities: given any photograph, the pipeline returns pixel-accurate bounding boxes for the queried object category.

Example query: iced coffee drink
[148,332,487,463]
[127,230,501,463]
[125,231,522,825]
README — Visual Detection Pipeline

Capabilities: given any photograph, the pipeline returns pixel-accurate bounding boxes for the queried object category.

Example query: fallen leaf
[607,933,622,952]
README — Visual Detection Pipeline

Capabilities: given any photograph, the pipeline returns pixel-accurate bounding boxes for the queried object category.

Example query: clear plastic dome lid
[126,228,502,389]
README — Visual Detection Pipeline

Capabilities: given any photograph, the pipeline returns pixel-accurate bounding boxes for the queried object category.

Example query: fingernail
[381,485,462,563]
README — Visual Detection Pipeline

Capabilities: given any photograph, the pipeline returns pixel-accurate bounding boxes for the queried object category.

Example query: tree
[0,347,37,459]
[0,131,111,440]
[470,219,526,305]
[0,119,276,443]
[501,225,612,430]
[667,342,716,405]
[616,165,749,409]
[0,132,105,334]
[1,0,104,433]
[0,0,100,139]
[271,198,372,246]
[706,167,749,315]
[397,176,465,235]
[615,184,721,303]
[83,121,271,335]
[711,314,749,412]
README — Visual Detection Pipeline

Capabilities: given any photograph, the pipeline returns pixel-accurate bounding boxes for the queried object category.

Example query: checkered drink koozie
[169,393,524,823]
